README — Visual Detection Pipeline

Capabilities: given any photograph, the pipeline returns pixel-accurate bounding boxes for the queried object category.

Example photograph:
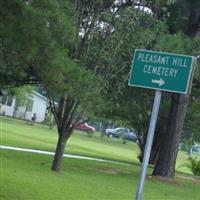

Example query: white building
[0,91,48,122]
[0,95,16,117]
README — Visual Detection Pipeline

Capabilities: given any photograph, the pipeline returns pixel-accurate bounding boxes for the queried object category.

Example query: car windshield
[115,128,124,131]
[116,129,124,134]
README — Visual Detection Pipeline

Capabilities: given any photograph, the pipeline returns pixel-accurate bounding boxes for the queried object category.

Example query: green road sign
[129,49,194,94]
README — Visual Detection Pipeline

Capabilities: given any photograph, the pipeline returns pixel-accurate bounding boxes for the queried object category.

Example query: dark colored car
[105,127,137,142]
[123,131,137,142]
[74,123,96,133]
[105,127,124,138]
[192,145,200,154]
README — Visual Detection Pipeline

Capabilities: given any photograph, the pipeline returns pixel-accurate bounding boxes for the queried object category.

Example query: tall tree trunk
[186,8,200,37]
[149,136,161,165]
[48,93,79,171]
[152,7,199,178]
[138,128,163,165]
[149,120,165,165]
[153,93,189,177]
[51,134,67,171]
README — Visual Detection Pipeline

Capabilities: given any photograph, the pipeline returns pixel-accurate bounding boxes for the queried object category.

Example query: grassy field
[1,150,200,200]
[1,116,198,173]
[1,116,139,164]
[1,116,200,200]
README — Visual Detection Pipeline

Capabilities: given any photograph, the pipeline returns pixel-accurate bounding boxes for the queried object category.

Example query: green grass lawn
[1,116,200,200]
[1,150,200,200]
[0,116,139,164]
[1,116,198,174]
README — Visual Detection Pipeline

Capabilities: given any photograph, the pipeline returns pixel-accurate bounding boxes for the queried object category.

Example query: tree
[110,86,169,164]
[153,1,200,177]
[47,1,170,170]
[89,1,200,171]
[85,4,196,167]
[76,2,173,167]
[1,0,104,171]
[47,0,200,173]
[11,85,34,118]
[185,88,200,143]
[0,0,76,87]
[2,0,199,174]
[46,61,102,171]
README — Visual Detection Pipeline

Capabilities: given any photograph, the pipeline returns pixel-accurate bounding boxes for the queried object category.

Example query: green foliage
[193,36,200,82]
[10,85,34,106]
[154,32,193,54]
[187,157,200,176]
[83,10,168,96]
[72,4,192,163]
[43,113,55,129]
[167,0,200,34]
[82,4,197,164]
[185,96,200,142]
[1,0,104,123]
[180,138,194,152]
[0,0,76,86]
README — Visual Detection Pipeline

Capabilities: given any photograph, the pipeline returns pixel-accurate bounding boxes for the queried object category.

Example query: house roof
[32,91,48,102]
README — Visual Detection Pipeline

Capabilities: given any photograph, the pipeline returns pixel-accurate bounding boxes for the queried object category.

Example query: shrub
[187,157,200,176]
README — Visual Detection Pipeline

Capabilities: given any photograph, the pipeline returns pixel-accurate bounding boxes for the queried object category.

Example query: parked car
[74,123,96,133]
[123,130,137,142]
[105,127,137,142]
[192,145,200,154]
[105,127,124,138]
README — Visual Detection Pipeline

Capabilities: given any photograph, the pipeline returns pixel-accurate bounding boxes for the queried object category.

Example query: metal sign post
[135,90,162,200]
[128,49,194,200]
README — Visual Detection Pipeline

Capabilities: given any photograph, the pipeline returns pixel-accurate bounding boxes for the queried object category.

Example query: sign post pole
[129,49,194,200]
[135,90,162,200]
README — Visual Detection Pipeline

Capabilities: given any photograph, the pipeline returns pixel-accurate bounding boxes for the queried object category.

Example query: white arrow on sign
[152,78,165,87]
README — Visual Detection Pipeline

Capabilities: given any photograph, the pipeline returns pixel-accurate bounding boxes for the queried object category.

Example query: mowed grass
[1,150,200,200]
[0,116,139,164]
[1,116,200,199]
[1,116,199,172]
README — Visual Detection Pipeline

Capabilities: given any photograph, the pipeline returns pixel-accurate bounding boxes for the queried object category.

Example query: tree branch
[47,93,60,130]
